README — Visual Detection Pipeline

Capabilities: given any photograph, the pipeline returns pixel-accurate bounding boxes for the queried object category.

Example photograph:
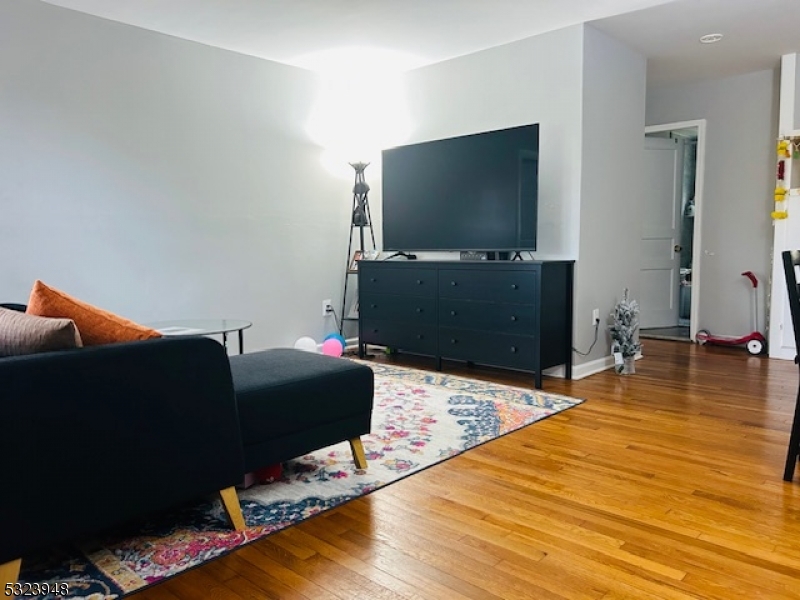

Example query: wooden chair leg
[0,558,21,585]
[349,437,368,469]
[219,486,246,531]
[784,390,800,481]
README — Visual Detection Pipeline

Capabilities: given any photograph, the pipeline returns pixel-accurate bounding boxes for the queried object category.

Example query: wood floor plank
[134,340,800,600]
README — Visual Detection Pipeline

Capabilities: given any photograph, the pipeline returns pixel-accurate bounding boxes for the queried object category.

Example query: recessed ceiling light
[699,33,724,44]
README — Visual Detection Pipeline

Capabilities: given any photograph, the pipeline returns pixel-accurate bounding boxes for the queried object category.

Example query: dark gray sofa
[0,305,374,585]
[0,335,247,583]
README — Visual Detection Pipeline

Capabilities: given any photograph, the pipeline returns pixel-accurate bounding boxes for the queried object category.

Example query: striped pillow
[0,306,83,356]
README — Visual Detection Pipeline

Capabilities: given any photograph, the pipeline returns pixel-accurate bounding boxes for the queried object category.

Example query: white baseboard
[544,354,616,380]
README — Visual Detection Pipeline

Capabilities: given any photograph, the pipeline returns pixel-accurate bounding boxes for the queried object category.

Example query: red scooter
[696,271,766,355]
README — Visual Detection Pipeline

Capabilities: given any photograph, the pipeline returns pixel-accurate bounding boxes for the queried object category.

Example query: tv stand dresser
[357,260,574,389]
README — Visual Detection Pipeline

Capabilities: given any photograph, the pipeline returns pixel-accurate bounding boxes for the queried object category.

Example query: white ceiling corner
[37,0,800,85]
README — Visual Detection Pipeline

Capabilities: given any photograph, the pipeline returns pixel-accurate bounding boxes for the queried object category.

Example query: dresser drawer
[359,266,436,297]
[439,327,537,371]
[360,294,436,324]
[361,320,437,355]
[439,299,535,334]
[439,269,537,304]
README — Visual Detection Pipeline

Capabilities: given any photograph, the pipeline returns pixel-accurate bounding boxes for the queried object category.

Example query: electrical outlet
[592,308,600,325]
[322,299,333,317]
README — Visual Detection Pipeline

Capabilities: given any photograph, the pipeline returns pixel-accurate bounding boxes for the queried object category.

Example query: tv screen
[381,123,539,252]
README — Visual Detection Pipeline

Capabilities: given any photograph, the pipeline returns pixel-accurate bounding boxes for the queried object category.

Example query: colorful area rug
[20,362,583,599]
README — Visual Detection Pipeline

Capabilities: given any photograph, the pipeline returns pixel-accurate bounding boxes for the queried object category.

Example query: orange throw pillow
[26,280,162,346]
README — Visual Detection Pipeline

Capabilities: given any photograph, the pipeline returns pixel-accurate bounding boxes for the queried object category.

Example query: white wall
[403,26,585,261]
[576,26,647,366]
[769,53,800,359]
[0,0,351,351]
[400,25,648,371]
[646,69,779,337]
[796,56,800,129]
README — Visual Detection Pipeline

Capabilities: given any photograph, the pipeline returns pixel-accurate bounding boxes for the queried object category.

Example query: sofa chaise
[0,308,374,585]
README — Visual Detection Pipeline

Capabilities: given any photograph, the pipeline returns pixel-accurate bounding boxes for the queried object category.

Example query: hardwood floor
[137,340,800,600]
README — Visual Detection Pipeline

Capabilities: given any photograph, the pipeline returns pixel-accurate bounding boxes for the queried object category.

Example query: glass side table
[146,319,252,354]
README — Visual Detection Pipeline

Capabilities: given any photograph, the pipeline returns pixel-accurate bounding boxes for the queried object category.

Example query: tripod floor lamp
[339,162,376,335]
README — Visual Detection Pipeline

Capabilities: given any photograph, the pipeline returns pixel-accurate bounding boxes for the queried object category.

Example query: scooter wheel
[746,339,764,355]
[696,329,710,345]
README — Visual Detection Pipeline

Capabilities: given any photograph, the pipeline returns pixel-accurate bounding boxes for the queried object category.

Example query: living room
[2,0,790,371]
[3,0,800,598]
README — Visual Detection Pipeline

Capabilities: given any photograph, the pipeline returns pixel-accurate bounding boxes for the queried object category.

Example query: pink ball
[321,338,344,357]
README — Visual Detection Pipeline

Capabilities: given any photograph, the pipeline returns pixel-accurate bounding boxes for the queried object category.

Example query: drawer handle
[450,310,457,316]
[511,284,518,290]
[370,278,377,283]
[416,307,423,313]
[416,279,423,285]
[510,315,517,321]
[372,328,379,334]
[510,346,518,353]
[371,304,377,309]
[417,334,424,340]
[450,339,458,344]
[451,281,457,286]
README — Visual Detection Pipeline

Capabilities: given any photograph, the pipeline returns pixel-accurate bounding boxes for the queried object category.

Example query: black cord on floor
[573,321,601,356]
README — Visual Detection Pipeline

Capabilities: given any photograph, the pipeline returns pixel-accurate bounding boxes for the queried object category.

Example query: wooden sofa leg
[219,486,246,531]
[0,558,21,585]
[349,437,368,469]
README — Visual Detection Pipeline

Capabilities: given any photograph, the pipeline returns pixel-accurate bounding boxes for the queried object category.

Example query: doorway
[640,120,706,343]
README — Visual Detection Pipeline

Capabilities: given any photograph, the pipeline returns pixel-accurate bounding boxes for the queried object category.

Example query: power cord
[327,305,341,333]
[573,319,601,356]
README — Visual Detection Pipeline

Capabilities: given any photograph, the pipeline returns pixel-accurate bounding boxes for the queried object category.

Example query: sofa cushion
[0,306,83,356]
[26,280,161,346]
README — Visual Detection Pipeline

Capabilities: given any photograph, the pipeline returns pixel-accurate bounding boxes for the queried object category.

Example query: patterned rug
[19,362,583,599]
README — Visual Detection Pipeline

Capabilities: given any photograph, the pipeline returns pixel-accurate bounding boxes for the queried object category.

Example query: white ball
[293,336,318,352]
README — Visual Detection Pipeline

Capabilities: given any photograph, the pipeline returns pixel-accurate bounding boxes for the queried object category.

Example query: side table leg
[222,331,228,350]
[238,329,244,354]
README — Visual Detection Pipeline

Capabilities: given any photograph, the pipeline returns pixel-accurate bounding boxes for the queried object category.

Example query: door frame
[644,119,707,342]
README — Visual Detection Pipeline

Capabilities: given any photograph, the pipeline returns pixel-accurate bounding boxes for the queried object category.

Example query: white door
[640,136,683,329]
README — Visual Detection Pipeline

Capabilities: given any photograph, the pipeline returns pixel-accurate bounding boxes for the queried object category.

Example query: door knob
[674,244,683,253]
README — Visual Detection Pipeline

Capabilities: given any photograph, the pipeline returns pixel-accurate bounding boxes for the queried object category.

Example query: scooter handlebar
[742,271,758,288]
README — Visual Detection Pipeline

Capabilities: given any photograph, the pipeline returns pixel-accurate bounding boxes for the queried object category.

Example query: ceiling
[40,0,800,85]
[591,0,800,86]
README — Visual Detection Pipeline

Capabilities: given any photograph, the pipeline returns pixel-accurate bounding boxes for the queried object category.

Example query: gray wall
[647,69,779,336]
[0,0,351,351]
[0,1,658,371]
[401,24,648,370]
[403,26,585,261]
[577,26,647,364]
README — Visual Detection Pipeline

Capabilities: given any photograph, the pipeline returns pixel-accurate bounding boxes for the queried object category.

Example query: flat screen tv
[381,123,539,252]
